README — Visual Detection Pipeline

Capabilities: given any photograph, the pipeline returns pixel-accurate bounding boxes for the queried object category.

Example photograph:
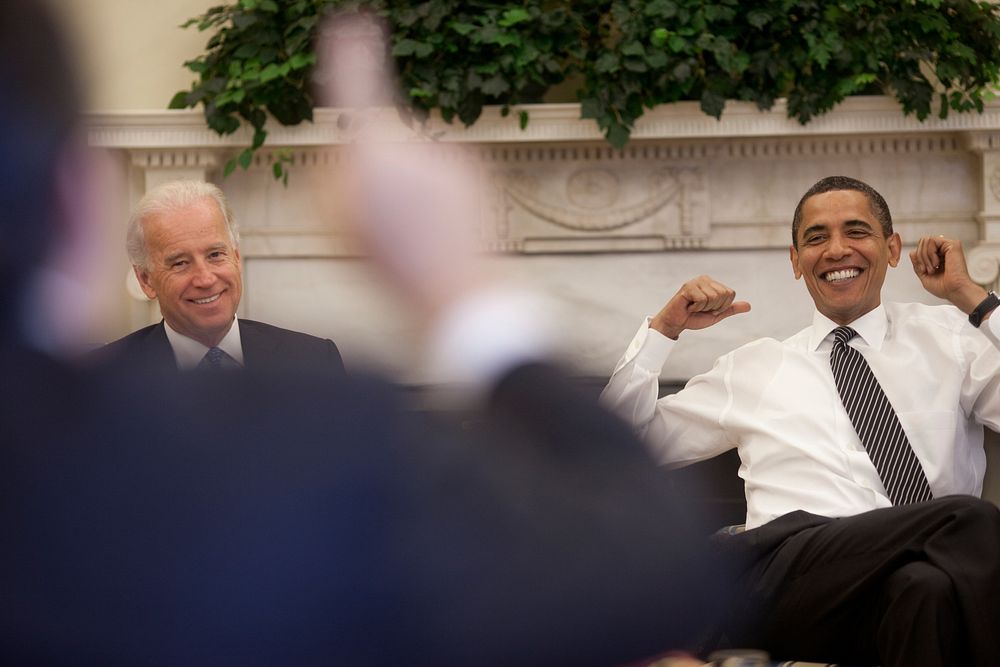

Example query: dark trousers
[718,496,1000,667]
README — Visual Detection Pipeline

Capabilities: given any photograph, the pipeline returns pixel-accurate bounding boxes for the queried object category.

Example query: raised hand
[910,236,987,314]
[316,12,487,322]
[649,274,751,340]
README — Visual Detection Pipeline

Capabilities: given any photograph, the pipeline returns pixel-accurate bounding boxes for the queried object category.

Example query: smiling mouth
[191,293,222,305]
[823,268,861,283]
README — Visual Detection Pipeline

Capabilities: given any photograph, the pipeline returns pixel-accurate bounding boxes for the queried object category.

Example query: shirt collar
[808,303,888,352]
[164,317,244,370]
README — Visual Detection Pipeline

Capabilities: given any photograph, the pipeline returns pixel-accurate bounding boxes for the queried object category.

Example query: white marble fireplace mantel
[86,97,1000,381]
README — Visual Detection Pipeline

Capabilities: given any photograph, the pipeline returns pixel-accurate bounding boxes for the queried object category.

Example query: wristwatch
[969,291,1000,328]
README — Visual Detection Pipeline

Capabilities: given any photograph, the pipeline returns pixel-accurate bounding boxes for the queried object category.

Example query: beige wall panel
[58,0,215,110]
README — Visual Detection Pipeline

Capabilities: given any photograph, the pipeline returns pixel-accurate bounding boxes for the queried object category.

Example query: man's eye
[172,260,188,268]
[805,236,824,245]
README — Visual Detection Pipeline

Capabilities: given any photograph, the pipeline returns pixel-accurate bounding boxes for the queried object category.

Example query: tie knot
[199,346,236,370]
[833,326,857,346]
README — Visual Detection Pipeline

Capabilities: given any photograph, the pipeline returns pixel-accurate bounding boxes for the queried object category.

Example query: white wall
[58,0,215,110]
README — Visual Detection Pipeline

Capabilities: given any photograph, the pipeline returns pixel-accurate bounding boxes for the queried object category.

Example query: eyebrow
[163,251,190,265]
[800,219,874,239]
[162,243,229,265]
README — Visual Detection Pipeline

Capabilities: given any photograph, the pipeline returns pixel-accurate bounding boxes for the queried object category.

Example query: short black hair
[0,1,81,330]
[791,176,893,249]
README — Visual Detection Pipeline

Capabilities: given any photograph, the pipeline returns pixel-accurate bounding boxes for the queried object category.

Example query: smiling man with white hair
[100,180,345,373]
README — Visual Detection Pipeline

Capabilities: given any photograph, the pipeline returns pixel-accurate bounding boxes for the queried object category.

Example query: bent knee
[934,495,1000,530]
[889,561,955,603]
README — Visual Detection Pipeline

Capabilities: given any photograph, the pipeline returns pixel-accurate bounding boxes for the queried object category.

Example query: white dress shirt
[601,302,1000,529]
[164,318,244,370]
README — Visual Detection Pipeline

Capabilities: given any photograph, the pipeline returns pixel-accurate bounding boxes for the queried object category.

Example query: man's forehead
[799,190,876,226]
[146,203,229,245]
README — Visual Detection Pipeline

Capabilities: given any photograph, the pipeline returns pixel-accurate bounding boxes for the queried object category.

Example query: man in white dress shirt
[602,175,1000,666]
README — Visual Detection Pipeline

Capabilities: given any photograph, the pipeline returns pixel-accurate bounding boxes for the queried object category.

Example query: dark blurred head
[0,1,82,331]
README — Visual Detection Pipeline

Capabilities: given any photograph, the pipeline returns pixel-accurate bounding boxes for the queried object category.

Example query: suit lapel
[146,322,180,370]
[237,319,277,370]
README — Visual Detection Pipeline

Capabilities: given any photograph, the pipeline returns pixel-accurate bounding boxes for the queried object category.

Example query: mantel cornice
[85,96,1000,149]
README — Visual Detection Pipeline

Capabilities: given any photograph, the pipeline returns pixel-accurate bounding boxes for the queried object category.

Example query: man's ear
[133,265,157,300]
[888,232,902,268]
[790,245,802,280]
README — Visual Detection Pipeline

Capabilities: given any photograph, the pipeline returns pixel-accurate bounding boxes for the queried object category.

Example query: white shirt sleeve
[600,319,737,467]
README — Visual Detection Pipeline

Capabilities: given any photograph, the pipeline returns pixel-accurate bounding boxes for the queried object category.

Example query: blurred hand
[316,12,488,324]
[649,274,750,340]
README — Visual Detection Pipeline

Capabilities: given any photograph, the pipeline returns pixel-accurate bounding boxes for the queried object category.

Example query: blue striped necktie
[829,326,933,505]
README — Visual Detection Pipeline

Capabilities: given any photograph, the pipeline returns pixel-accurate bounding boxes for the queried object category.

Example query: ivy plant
[171,0,1000,181]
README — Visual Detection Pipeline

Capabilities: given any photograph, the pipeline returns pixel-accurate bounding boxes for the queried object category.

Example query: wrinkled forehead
[145,201,232,252]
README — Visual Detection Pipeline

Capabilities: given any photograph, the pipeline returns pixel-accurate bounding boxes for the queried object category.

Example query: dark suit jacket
[1,337,726,666]
[95,319,345,375]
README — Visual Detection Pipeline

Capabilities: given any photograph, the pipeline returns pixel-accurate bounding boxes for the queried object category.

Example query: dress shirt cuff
[982,310,1000,347]
[616,317,676,373]
[427,287,554,391]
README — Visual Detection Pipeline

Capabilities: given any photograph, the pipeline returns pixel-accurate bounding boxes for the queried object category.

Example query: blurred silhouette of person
[0,3,726,665]
[97,179,345,373]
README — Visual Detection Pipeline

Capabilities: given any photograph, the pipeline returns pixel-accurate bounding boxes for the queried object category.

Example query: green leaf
[259,0,279,11]
[184,59,208,74]
[624,58,648,73]
[519,110,529,130]
[644,0,677,18]
[747,10,771,29]
[651,28,669,48]
[595,52,619,73]
[252,128,267,150]
[481,75,510,96]
[450,21,477,36]
[495,32,522,48]
[238,148,253,170]
[223,158,238,178]
[392,39,433,58]
[499,8,531,28]
[700,89,726,118]
[168,91,191,109]
[667,34,686,53]
[621,41,646,57]
[580,97,602,119]
[646,51,668,68]
[259,63,284,83]
[606,122,630,149]
[288,52,315,70]
[273,162,283,180]
[239,0,257,10]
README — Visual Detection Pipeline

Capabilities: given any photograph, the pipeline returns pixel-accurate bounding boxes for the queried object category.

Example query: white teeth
[193,293,221,304]
[825,269,860,282]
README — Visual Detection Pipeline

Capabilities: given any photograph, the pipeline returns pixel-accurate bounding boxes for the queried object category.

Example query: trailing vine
[170,0,1000,181]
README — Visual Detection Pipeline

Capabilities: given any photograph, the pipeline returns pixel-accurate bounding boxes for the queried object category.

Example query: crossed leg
[721,496,1000,666]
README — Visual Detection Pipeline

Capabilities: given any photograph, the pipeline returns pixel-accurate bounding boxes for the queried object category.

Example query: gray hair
[126,180,239,270]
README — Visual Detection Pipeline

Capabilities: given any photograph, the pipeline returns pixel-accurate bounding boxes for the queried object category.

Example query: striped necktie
[829,326,933,505]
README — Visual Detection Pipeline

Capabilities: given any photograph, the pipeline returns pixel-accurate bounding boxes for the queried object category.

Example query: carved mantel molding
[87,96,1000,284]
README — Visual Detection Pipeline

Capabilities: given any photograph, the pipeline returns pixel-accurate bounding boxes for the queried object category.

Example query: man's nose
[825,234,851,258]
[190,262,215,287]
